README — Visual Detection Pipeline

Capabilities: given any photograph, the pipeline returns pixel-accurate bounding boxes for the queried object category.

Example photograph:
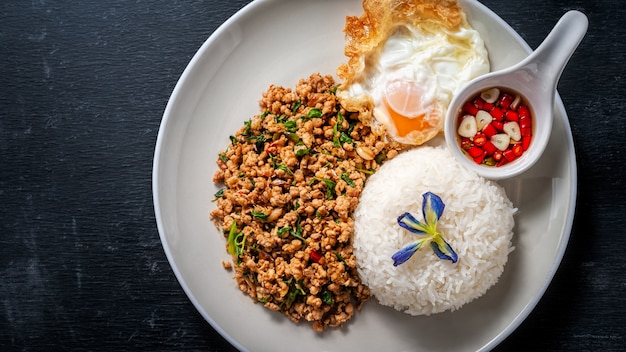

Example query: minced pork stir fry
[211,73,401,331]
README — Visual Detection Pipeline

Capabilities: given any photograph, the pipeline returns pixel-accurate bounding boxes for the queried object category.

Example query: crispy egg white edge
[339,20,490,145]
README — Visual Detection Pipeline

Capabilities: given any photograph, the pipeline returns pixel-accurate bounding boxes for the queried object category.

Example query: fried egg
[337,0,490,145]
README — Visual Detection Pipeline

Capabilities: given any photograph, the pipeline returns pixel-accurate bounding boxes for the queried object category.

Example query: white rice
[353,145,516,315]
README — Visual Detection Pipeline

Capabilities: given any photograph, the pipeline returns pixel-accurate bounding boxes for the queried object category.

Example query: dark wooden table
[1,0,624,351]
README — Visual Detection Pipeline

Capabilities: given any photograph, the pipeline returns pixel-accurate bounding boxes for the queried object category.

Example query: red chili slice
[473,133,487,147]
[505,110,519,122]
[473,152,487,164]
[468,146,484,158]
[520,118,531,127]
[499,93,514,109]
[490,107,504,121]
[519,114,531,128]
[463,101,479,115]
[518,105,531,118]
[473,97,485,109]
[482,123,498,137]
[483,141,498,155]
[492,120,504,132]
[522,135,532,151]
[310,250,323,263]
[503,149,517,162]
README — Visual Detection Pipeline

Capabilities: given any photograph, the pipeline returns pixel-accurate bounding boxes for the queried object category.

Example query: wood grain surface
[1,0,624,351]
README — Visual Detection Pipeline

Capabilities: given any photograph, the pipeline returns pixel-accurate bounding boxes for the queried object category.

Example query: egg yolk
[383,80,440,139]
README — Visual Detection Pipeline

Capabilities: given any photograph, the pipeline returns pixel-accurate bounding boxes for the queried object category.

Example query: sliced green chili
[374,150,387,164]
[357,168,375,175]
[226,222,236,255]
[285,132,300,143]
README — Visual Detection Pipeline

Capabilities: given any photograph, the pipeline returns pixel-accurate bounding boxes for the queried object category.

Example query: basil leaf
[213,187,226,201]
[307,108,322,119]
[277,226,291,237]
[276,164,293,175]
[283,120,298,132]
[315,177,336,200]
[291,227,304,241]
[275,114,288,123]
[321,288,334,305]
[295,147,310,157]
[251,210,268,221]
[339,132,352,144]
[347,120,356,135]
[292,100,302,114]
[242,119,252,136]
[341,172,355,187]
[332,123,340,147]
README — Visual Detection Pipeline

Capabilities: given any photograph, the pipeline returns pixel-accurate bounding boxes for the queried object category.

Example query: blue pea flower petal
[422,192,445,231]
[430,236,458,263]
[392,241,423,266]
[397,212,428,235]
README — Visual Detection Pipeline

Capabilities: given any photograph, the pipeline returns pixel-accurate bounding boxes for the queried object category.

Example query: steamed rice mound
[353,146,515,315]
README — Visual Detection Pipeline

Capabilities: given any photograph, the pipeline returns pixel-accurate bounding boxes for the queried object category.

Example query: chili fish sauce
[456,88,533,167]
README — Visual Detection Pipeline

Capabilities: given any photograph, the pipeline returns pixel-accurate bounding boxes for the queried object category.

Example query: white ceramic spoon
[444,10,588,179]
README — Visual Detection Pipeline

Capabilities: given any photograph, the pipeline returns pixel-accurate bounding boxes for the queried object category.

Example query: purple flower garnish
[392,192,458,266]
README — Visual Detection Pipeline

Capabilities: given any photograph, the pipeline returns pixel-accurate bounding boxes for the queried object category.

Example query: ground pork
[211,73,401,332]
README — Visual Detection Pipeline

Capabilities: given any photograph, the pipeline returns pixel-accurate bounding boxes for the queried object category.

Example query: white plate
[153,0,577,351]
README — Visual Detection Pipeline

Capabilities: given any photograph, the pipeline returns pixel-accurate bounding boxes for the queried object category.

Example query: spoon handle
[523,10,588,94]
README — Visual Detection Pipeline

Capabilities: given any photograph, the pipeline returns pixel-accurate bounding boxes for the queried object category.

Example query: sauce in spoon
[445,10,588,179]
